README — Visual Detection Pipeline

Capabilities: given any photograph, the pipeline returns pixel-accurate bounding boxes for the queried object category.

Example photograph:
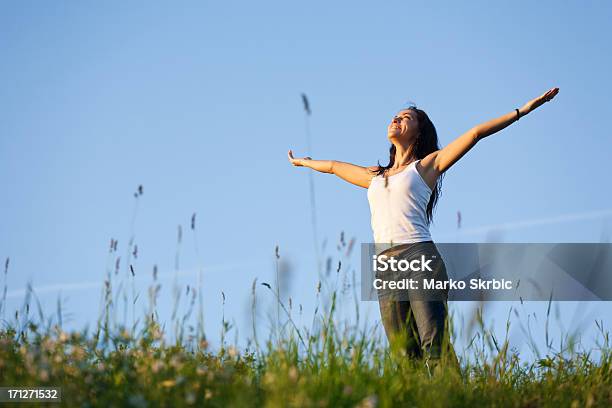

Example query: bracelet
[515,108,520,121]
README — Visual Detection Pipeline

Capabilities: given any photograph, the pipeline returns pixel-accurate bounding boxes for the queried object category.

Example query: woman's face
[387,109,419,143]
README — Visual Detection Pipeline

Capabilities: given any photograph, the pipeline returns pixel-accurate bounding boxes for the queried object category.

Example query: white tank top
[366,160,433,244]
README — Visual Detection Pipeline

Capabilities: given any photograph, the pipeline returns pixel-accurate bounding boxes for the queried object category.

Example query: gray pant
[375,241,450,359]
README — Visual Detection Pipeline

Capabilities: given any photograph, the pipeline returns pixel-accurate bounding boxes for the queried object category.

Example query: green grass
[1,196,611,406]
[1,279,612,407]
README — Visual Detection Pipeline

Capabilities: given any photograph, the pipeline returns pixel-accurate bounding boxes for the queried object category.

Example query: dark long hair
[373,106,443,225]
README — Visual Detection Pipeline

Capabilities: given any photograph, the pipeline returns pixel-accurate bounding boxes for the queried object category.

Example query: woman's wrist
[301,159,314,169]
[518,106,530,119]
[302,158,333,174]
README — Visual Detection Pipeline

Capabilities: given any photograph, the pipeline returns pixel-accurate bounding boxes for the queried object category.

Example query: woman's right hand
[288,149,312,167]
[288,150,373,187]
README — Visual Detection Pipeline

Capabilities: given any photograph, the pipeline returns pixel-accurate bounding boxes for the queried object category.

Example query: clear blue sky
[2,1,612,358]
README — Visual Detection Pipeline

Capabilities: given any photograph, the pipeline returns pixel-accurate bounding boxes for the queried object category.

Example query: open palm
[288,149,311,167]
[523,87,559,114]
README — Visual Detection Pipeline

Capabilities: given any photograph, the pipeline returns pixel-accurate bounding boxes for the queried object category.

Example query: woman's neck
[391,144,416,170]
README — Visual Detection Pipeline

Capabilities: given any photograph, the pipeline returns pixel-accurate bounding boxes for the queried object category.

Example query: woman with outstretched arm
[288,87,559,362]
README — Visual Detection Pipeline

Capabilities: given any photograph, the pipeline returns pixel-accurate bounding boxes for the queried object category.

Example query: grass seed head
[301,93,311,115]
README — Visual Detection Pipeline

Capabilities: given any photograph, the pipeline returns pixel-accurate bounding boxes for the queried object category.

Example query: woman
[288,87,560,361]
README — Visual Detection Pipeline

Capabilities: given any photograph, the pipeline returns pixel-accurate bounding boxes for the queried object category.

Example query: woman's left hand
[521,87,560,115]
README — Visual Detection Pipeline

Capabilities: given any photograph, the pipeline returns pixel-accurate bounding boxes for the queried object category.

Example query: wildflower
[204,389,213,400]
[288,366,298,382]
[151,360,163,374]
[263,372,276,386]
[185,392,196,405]
[71,346,85,360]
[161,379,176,388]
[227,346,238,358]
[170,356,183,370]
[41,338,54,351]
[153,327,163,341]
[358,395,378,408]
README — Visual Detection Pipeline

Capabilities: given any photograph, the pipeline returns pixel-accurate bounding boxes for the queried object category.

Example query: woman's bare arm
[288,150,378,188]
[419,87,560,185]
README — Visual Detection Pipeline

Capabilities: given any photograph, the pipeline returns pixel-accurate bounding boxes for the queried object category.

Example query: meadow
[1,188,611,407]
[1,240,612,407]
